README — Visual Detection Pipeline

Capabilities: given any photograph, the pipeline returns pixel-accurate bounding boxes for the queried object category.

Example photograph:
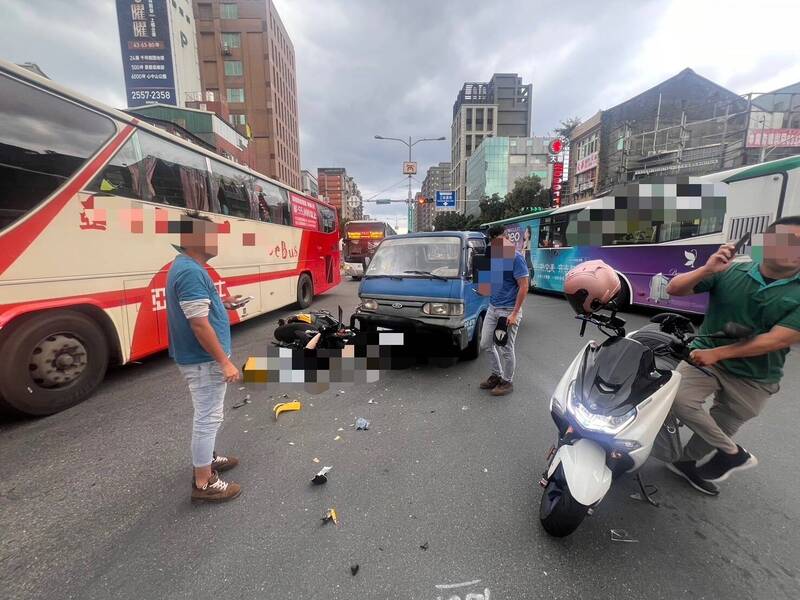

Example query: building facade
[450,73,532,213]
[744,82,800,165]
[128,103,251,164]
[597,68,747,194]
[465,137,551,217]
[343,175,363,221]
[301,169,318,198]
[566,111,602,204]
[420,161,452,230]
[193,0,300,189]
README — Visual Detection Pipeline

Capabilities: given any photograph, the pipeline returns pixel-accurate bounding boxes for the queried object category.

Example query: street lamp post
[374,134,446,233]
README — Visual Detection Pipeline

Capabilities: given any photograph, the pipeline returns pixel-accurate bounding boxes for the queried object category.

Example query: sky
[1,0,798,232]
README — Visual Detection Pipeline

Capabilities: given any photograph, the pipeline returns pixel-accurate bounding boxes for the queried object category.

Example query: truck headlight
[361,299,378,311]
[567,382,636,435]
[422,302,464,316]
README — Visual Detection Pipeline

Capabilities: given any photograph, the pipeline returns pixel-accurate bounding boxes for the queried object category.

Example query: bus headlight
[361,299,378,311]
[422,302,464,316]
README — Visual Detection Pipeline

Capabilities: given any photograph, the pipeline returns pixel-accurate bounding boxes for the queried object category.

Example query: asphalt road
[2,280,799,600]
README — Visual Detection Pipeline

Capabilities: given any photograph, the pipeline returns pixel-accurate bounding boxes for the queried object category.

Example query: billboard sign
[290,193,320,230]
[746,128,800,148]
[116,0,177,106]
[575,151,598,174]
[548,135,568,207]
[435,191,456,210]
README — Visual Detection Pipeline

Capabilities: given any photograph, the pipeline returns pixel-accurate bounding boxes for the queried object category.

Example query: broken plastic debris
[355,417,369,430]
[232,395,251,409]
[483,468,488,473]
[610,529,638,543]
[288,442,295,446]
[312,466,333,485]
[461,406,469,411]
[322,507,339,525]
[367,398,375,404]
[337,427,344,432]
[273,400,302,420]
[312,457,320,463]
[419,542,429,551]
[350,564,359,576]
[334,435,342,441]
[238,386,246,391]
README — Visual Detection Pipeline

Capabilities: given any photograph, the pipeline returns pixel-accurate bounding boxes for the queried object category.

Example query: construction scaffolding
[599,90,800,192]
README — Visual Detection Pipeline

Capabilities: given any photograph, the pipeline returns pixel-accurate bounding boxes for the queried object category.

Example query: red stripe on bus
[0,125,136,278]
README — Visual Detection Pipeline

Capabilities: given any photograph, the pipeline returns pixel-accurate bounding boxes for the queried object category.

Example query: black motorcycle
[273,306,357,350]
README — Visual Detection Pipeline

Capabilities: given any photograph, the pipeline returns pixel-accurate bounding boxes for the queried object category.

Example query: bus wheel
[296,273,314,308]
[0,311,109,416]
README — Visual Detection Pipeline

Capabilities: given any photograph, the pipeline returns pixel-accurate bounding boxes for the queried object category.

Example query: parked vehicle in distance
[0,61,341,416]
[352,231,489,360]
[342,220,397,280]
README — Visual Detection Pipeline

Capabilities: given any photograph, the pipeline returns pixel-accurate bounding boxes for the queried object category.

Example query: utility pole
[374,134,446,233]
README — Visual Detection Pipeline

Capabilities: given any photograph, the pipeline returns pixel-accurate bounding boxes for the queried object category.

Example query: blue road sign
[435,191,456,210]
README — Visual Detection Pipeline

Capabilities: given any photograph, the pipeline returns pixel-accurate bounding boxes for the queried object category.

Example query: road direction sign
[435,190,456,210]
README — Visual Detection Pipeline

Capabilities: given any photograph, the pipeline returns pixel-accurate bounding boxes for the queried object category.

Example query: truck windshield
[366,236,461,278]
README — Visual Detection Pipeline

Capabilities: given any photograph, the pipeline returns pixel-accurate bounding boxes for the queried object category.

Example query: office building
[301,170,318,198]
[451,73,532,213]
[193,0,301,189]
[127,103,251,165]
[116,0,202,108]
[419,162,451,231]
[317,168,345,214]
[566,111,602,204]
[465,137,551,217]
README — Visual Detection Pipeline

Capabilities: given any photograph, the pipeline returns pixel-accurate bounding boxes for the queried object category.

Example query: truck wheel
[539,465,589,537]
[296,273,313,308]
[0,311,109,416]
[460,313,484,361]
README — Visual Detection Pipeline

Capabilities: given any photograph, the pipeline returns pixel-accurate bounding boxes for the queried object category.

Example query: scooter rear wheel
[539,466,589,537]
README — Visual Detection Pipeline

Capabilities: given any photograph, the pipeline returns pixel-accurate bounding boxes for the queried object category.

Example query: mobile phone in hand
[730,231,751,255]
[229,296,254,309]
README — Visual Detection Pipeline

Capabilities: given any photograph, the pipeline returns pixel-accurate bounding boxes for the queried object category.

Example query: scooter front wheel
[539,466,589,537]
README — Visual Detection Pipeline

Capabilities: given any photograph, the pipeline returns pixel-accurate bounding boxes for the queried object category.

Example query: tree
[554,116,582,139]
[504,175,550,218]
[433,211,468,231]
[478,193,505,223]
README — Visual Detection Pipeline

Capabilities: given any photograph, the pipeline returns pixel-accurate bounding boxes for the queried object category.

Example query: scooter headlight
[567,383,637,435]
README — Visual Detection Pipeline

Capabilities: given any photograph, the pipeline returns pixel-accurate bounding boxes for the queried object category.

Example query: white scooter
[539,308,752,537]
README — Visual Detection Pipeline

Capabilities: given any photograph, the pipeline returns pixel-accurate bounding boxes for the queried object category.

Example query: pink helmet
[564,260,621,315]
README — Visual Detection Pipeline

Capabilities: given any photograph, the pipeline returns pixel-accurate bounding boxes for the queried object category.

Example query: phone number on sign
[130,89,173,101]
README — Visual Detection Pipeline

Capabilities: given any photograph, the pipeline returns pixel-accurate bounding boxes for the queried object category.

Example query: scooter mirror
[722,322,754,339]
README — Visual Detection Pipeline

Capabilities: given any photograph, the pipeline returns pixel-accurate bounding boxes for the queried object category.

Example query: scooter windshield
[576,337,663,416]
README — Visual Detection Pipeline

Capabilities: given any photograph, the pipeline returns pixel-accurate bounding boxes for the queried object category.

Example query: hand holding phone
[227,295,254,309]
[731,231,751,255]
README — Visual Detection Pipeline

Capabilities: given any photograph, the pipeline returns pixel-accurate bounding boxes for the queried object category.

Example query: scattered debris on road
[419,542,429,551]
[312,466,333,485]
[312,457,320,463]
[322,508,339,525]
[334,435,342,441]
[232,394,251,409]
[355,417,369,430]
[350,564,359,576]
[273,400,302,420]
[610,529,638,543]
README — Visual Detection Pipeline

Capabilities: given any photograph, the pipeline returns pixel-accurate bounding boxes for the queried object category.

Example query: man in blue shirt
[477,225,530,396]
[166,213,245,503]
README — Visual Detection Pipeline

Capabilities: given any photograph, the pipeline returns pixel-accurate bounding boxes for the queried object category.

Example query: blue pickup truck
[351,231,490,359]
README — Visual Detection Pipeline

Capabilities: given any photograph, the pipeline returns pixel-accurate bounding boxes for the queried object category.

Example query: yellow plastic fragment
[273,400,302,420]
[322,507,339,526]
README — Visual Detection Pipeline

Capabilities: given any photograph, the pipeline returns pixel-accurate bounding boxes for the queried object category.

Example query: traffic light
[418,196,426,205]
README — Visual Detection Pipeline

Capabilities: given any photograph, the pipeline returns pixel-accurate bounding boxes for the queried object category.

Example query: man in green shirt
[664,216,800,495]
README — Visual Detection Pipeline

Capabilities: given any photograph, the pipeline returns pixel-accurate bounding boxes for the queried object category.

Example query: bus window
[209,160,253,219]
[253,177,290,225]
[318,204,336,233]
[87,132,143,200]
[138,131,211,210]
[538,213,575,248]
[0,74,115,231]
[657,214,723,242]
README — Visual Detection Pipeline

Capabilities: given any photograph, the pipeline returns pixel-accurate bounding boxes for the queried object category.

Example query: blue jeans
[178,360,227,468]
[480,304,522,382]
